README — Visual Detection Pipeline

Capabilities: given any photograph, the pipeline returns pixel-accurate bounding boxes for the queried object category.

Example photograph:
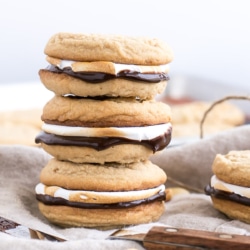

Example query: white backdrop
[0,0,250,90]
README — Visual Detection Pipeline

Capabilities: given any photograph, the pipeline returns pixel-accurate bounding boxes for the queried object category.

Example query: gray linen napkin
[0,126,250,249]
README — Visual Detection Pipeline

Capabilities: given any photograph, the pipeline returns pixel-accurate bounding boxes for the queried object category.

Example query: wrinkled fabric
[1,126,250,249]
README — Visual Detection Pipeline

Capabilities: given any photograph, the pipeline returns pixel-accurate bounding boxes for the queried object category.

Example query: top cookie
[44,32,173,65]
[212,150,250,187]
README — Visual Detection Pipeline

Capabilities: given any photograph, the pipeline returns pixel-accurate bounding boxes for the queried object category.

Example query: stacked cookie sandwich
[35,32,173,228]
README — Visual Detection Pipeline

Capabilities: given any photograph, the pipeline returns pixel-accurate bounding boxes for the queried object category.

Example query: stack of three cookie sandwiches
[35,32,173,229]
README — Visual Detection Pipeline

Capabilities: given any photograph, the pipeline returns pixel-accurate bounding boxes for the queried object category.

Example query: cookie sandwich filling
[35,123,172,152]
[35,183,166,209]
[45,58,170,83]
[205,175,250,206]
[42,123,171,140]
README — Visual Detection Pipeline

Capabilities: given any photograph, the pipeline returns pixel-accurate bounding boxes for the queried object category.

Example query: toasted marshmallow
[46,56,170,75]
[211,175,250,199]
[42,122,172,141]
[36,183,165,204]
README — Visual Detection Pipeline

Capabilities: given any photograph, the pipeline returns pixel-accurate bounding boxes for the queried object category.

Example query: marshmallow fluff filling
[210,175,250,199]
[45,59,170,83]
[35,123,172,152]
[35,183,166,208]
[205,175,250,206]
[54,59,170,75]
[42,123,172,141]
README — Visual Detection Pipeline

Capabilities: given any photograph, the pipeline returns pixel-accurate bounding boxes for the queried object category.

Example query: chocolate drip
[46,65,170,83]
[36,190,166,209]
[205,185,250,206]
[35,129,172,153]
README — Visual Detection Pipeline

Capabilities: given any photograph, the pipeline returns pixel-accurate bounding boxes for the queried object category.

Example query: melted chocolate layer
[36,190,166,209]
[35,129,172,153]
[46,65,170,83]
[205,185,250,206]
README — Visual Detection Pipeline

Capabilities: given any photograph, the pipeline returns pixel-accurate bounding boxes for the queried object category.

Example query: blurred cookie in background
[0,109,42,146]
[170,101,245,138]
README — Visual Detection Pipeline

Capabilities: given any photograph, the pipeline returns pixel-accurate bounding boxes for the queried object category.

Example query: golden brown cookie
[40,158,167,191]
[44,32,173,65]
[211,197,250,224]
[212,150,250,187]
[38,143,156,164]
[37,200,165,229]
[39,69,167,99]
[41,95,172,127]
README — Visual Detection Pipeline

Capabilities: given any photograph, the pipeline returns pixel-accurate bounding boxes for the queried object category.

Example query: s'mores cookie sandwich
[36,32,173,163]
[205,150,250,224]
[39,32,173,99]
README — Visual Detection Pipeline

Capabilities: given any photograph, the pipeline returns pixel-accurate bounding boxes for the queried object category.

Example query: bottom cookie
[37,200,165,229]
[211,197,250,224]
